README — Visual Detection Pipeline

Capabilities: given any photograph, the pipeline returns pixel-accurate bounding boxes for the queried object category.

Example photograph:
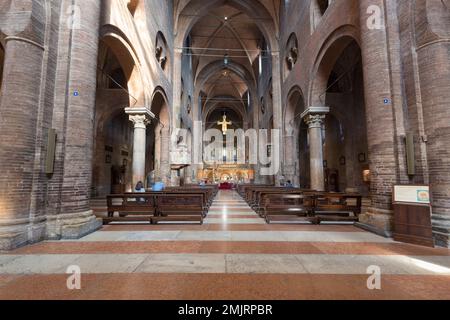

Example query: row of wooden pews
[238,185,362,224]
[104,185,218,225]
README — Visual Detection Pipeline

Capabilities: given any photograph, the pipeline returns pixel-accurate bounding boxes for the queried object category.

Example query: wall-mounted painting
[358,153,366,163]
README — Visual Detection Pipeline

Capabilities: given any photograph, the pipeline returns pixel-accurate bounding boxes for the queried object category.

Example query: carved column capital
[125,107,155,129]
[301,106,330,129]
[304,114,326,128]
[129,114,150,129]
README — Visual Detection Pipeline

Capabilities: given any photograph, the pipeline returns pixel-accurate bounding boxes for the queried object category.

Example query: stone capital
[301,106,330,129]
[129,114,150,129]
[304,114,326,128]
[125,107,155,129]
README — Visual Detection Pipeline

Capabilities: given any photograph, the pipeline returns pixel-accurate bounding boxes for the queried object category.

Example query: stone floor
[1,190,450,300]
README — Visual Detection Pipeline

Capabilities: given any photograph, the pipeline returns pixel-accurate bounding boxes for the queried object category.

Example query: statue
[218,114,232,135]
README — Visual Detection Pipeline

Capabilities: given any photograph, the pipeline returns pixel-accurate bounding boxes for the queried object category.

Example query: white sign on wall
[393,185,431,204]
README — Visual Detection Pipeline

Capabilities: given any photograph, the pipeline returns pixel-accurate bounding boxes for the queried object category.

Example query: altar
[219,182,233,190]
[198,164,254,184]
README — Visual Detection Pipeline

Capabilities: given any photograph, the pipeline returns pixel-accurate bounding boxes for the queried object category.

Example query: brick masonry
[0,0,449,249]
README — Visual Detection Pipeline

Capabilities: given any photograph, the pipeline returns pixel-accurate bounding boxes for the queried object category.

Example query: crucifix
[218,114,232,135]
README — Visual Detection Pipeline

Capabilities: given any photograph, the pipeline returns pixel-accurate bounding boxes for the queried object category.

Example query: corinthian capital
[125,107,155,129]
[301,106,330,129]
[129,114,150,129]
[304,114,326,128]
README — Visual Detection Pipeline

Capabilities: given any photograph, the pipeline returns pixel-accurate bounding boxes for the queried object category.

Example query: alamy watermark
[66,265,81,290]
[171,121,281,176]
[367,265,381,290]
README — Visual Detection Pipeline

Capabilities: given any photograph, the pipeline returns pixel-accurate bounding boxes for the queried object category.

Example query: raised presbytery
[0,0,449,300]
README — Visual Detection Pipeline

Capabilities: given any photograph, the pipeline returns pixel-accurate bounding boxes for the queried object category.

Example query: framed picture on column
[358,153,366,163]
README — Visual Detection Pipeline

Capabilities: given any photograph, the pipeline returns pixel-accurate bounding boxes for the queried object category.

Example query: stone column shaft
[160,128,171,185]
[130,114,149,186]
[271,52,284,184]
[304,114,326,191]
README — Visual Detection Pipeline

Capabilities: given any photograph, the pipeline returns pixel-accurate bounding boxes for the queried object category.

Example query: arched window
[127,0,139,17]
[284,33,298,79]
[311,0,330,31]
[318,0,329,15]
[155,31,170,77]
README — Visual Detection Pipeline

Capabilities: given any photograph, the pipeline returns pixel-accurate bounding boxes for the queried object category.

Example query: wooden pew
[164,188,212,210]
[105,188,214,225]
[245,186,275,205]
[238,184,273,200]
[252,188,306,214]
[153,193,205,224]
[263,194,318,224]
[104,194,155,224]
[313,193,362,223]
[255,190,363,225]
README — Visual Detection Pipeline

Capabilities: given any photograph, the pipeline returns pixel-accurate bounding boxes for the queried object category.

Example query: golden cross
[218,114,232,135]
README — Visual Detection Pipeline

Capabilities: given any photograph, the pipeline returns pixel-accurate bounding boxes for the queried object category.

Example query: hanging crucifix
[218,114,232,135]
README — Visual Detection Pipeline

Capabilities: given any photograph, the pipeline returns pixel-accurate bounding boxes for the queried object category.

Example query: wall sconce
[363,169,371,182]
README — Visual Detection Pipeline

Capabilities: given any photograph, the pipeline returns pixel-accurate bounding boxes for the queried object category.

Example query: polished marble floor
[1,190,450,299]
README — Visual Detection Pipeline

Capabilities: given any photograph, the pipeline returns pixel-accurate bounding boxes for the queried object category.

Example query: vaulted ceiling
[176,0,280,122]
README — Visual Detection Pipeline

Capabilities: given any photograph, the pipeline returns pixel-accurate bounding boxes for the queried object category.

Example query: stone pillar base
[357,208,394,238]
[0,217,47,251]
[0,211,102,251]
[46,210,102,240]
[432,215,450,248]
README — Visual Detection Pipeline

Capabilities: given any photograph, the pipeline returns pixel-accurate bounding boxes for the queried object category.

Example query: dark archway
[92,37,141,197]
[284,87,306,186]
[0,43,4,91]
[318,40,369,194]
[148,89,171,185]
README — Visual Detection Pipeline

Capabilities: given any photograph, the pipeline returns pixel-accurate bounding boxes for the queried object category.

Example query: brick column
[46,0,102,240]
[414,2,450,247]
[0,36,45,250]
[357,0,399,235]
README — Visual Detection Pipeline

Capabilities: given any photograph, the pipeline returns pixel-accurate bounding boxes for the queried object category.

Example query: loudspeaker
[405,133,415,176]
[45,129,57,175]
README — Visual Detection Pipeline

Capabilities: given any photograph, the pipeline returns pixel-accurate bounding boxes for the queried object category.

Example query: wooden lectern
[392,185,434,247]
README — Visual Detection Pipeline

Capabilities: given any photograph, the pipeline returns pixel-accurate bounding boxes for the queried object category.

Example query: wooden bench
[105,194,155,224]
[244,186,275,206]
[237,184,273,200]
[313,193,362,223]
[164,188,212,211]
[252,188,313,215]
[105,190,212,225]
[263,194,318,224]
[153,193,205,224]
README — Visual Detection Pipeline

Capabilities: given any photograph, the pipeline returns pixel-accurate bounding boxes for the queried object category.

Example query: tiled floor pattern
[1,190,450,299]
